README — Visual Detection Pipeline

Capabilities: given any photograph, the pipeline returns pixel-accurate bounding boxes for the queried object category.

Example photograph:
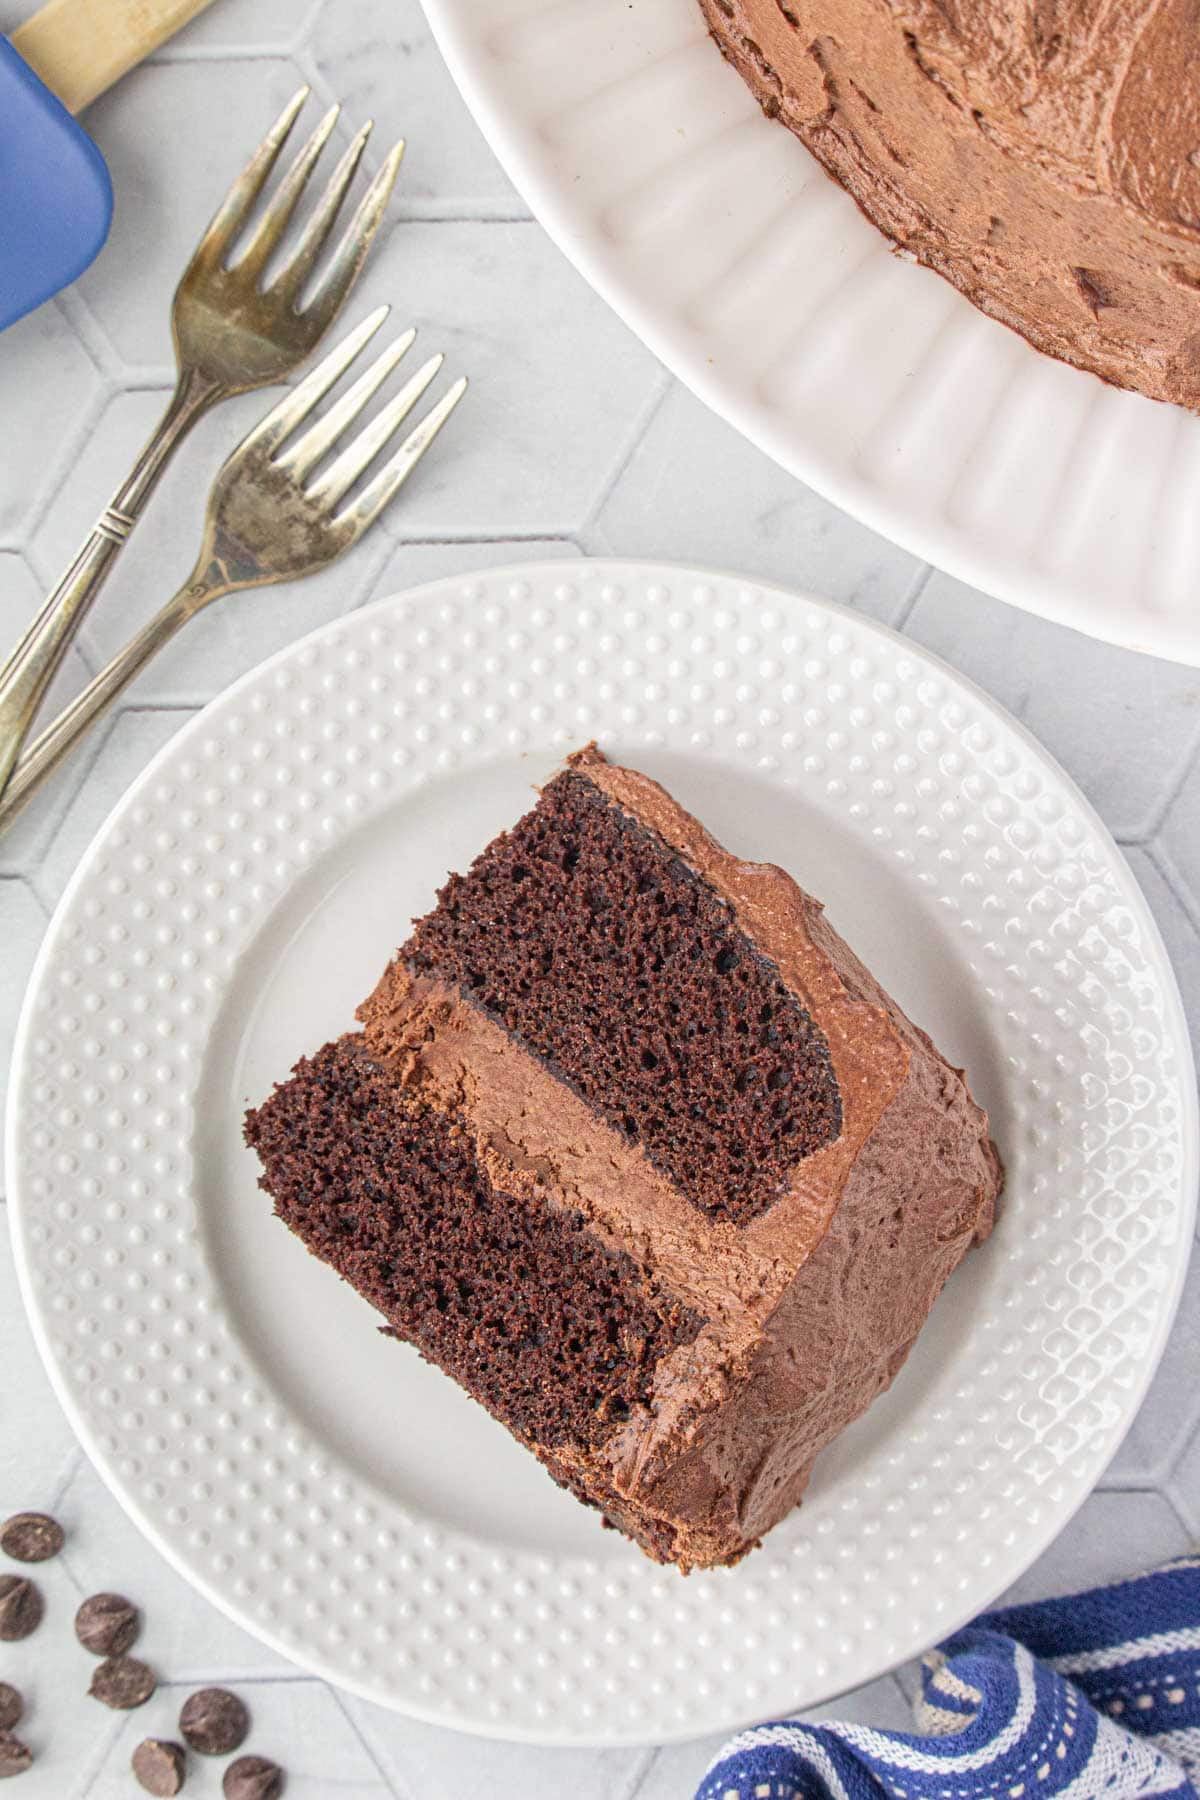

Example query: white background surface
[1,0,1199,1794]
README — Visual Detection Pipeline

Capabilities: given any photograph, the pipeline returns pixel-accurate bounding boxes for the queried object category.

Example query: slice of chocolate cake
[245,747,1002,1571]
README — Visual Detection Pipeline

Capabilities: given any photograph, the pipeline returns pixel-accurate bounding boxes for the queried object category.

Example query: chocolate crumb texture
[0,1577,42,1642]
[89,1654,157,1710]
[404,765,842,1222]
[180,1687,249,1755]
[75,1591,140,1656]
[132,1738,187,1797]
[248,1039,703,1456]
[0,1513,64,1564]
[223,1755,284,1800]
[0,1686,21,1732]
[250,745,1002,1573]
[0,1729,32,1779]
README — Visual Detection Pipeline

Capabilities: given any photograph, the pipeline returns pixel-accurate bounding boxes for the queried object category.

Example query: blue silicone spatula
[1,0,216,331]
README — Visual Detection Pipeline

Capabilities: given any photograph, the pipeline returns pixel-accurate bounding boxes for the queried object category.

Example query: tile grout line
[388,530,581,549]
[73,1709,126,1800]
[149,38,305,62]
[1157,1484,1197,1540]
[109,701,202,716]
[337,511,411,588]
[55,1548,91,1606]
[390,210,537,225]
[48,1447,86,1522]
[892,561,934,634]
[621,1744,662,1800]
[1136,708,1200,845]
[1163,1422,1200,1501]
[148,1671,336,1688]
[17,384,114,551]
[1140,839,1200,939]
[52,288,122,384]
[328,1685,415,1800]
[1095,1471,1180,1496]
[0,869,52,920]
[19,707,133,897]
[578,369,674,541]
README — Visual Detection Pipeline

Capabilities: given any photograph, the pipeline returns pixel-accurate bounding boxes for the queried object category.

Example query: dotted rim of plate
[8,562,1197,1745]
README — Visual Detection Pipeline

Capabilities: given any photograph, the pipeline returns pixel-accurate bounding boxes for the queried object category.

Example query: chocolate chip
[75,1592,140,1656]
[0,1730,32,1778]
[132,1738,187,1796]
[180,1687,249,1755]
[0,1687,21,1732]
[0,1577,42,1642]
[223,1757,284,1800]
[0,1513,64,1564]
[88,1655,156,1710]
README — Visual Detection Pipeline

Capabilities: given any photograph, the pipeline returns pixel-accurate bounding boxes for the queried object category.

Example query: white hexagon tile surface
[0,0,1197,1794]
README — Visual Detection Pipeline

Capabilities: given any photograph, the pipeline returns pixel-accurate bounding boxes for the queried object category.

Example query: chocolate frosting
[359,749,1002,1570]
[699,0,1200,407]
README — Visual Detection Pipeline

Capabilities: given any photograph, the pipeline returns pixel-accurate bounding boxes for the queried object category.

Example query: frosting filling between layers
[248,746,1004,1570]
[359,965,789,1323]
[357,751,1000,1566]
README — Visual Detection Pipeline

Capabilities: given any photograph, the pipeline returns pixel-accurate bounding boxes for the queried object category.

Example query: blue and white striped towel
[697,1554,1200,1800]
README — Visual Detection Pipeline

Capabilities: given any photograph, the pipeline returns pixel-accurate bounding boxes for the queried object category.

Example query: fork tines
[191,85,405,326]
[257,308,468,530]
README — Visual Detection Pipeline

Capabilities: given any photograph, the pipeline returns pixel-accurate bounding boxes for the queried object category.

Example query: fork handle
[0,369,218,804]
[0,568,225,835]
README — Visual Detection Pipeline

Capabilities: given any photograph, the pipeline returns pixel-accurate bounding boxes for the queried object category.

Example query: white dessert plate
[8,562,1197,1746]
[423,0,1200,668]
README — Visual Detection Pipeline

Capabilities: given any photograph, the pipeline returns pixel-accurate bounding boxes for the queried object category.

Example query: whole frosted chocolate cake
[698,0,1200,408]
[246,748,1002,1570]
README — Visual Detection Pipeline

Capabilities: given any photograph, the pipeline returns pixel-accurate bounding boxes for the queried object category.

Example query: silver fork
[0,308,468,833]
[0,86,404,800]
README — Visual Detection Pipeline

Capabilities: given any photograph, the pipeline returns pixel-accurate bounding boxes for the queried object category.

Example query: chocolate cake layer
[245,1037,703,1450]
[698,0,1200,409]
[407,766,841,1224]
[248,748,1003,1570]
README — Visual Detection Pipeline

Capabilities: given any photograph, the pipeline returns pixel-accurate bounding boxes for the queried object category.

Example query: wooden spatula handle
[12,0,217,114]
